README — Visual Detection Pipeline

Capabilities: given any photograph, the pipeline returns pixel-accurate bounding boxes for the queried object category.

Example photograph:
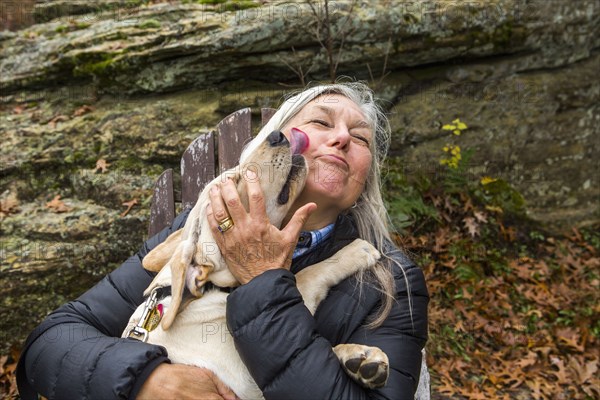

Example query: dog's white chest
[124,290,263,400]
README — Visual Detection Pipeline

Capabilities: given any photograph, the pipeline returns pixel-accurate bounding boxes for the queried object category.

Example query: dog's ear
[143,229,183,272]
[160,238,197,330]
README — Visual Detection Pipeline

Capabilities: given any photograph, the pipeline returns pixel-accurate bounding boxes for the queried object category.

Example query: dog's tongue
[290,127,309,155]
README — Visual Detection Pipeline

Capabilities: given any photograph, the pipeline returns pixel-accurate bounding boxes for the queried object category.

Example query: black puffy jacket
[17,210,428,399]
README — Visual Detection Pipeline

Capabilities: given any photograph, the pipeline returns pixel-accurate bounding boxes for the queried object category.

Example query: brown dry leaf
[549,356,569,384]
[568,356,598,384]
[0,345,20,398]
[12,105,25,114]
[473,210,488,223]
[516,351,538,369]
[95,158,111,173]
[460,193,474,212]
[0,192,19,218]
[121,198,139,217]
[556,328,585,352]
[433,227,450,253]
[45,195,72,213]
[48,114,69,128]
[73,105,94,117]
[463,216,479,237]
[502,225,517,242]
[443,195,457,214]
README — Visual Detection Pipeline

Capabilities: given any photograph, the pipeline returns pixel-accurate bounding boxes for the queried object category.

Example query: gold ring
[217,217,234,233]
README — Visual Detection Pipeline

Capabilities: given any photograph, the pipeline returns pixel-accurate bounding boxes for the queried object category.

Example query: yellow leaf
[481,176,498,185]
[456,121,468,130]
[442,124,456,130]
[453,129,461,135]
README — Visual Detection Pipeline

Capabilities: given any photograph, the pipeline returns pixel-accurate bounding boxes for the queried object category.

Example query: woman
[17,82,428,399]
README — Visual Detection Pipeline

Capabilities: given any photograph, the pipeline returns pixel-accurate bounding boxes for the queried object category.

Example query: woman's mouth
[318,154,349,170]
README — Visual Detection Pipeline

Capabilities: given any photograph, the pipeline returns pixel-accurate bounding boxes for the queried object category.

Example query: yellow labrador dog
[123,130,389,398]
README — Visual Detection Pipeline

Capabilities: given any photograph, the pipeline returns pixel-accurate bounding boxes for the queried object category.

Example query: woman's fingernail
[246,169,257,180]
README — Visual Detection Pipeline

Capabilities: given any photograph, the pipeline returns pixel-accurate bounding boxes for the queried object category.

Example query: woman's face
[281,94,373,223]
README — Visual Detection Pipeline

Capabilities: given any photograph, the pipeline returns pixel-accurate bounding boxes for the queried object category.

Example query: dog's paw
[333,343,389,389]
[347,239,381,267]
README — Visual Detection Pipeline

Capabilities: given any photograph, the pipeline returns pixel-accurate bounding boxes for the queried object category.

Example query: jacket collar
[290,213,359,274]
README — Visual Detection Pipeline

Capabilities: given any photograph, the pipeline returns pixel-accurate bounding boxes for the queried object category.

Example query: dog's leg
[295,239,380,314]
[333,344,389,389]
[143,229,183,272]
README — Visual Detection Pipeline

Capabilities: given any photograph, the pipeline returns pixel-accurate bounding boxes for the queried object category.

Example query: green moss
[222,1,259,11]
[137,19,161,29]
[113,155,148,173]
[185,0,259,11]
[72,52,123,78]
[55,22,91,34]
[76,22,91,30]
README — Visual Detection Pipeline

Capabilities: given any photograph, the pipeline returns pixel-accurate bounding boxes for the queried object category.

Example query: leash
[124,286,170,342]
[124,284,232,342]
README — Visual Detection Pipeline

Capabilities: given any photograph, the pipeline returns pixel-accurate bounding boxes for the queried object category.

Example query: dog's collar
[203,282,235,294]
[143,286,171,302]
[144,284,233,300]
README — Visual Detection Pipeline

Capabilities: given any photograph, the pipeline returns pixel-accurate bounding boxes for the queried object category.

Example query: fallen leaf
[12,105,25,114]
[0,192,19,218]
[568,356,598,384]
[45,195,72,213]
[463,216,479,237]
[95,158,111,173]
[556,328,585,352]
[433,227,450,253]
[474,211,488,223]
[47,114,69,128]
[549,356,569,384]
[73,105,94,117]
[121,198,138,217]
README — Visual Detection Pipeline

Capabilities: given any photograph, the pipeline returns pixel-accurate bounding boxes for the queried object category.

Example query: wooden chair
[147,107,276,237]
[146,107,431,399]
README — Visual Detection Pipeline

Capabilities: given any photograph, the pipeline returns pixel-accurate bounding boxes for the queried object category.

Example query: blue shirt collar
[292,223,335,259]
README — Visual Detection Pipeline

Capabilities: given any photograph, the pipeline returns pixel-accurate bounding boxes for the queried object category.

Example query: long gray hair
[241,82,408,328]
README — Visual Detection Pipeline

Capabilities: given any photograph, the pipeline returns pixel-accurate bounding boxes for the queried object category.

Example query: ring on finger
[217,216,234,233]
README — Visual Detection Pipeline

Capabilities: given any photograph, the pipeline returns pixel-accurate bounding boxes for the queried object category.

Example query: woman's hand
[207,170,316,284]
[137,363,238,400]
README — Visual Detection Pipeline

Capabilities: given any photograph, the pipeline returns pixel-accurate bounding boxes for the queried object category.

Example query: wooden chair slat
[261,108,277,127]
[148,168,175,237]
[217,107,252,172]
[181,131,216,210]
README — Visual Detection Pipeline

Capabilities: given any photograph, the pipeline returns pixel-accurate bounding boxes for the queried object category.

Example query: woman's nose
[329,125,351,150]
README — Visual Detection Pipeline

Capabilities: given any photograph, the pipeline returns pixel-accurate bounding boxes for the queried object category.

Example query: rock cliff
[1,0,598,350]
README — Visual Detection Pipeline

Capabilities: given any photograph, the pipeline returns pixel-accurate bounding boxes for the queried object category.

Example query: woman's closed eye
[351,134,370,146]
[310,119,331,127]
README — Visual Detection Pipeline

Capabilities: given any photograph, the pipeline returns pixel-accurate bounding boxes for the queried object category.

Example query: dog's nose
[267,130,289,147]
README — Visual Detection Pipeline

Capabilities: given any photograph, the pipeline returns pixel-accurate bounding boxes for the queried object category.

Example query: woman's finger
[244,169,267,220]
[219,178,247,222]
[206,204,223,239]
[282,202,317,240]
[208,184,230,223]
